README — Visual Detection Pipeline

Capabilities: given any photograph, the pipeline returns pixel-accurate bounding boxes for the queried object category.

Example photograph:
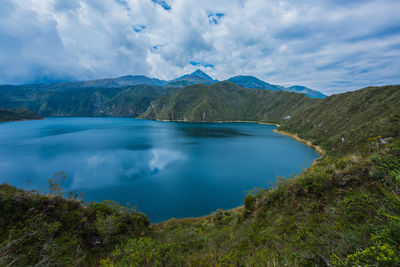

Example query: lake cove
[0,117,319,222]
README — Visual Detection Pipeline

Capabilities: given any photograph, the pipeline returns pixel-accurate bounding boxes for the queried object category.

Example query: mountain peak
[190,69,213,80]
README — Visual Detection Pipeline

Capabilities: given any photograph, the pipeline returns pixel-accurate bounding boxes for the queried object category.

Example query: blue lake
[0,117,319,222]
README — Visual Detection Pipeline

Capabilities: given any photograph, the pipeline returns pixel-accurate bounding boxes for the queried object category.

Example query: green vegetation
[0,173,149,266]
[0,84,177,117]
[0,82,399,265]
[0,107,43,122]
[140,81,313,122]
[279,85,400,155]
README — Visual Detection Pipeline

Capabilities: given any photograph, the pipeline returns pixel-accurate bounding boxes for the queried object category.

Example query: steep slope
[101,85,178,117]
[0,107,44,122]
[140,81,313,122]
[279,85,400,154]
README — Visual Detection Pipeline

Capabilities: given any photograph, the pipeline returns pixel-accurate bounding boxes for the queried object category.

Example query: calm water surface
[0,117,319,222]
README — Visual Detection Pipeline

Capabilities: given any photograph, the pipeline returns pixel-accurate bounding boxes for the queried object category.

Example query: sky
[0,0,399,94]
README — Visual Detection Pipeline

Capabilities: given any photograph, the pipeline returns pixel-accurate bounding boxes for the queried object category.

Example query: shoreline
[273,129,325,155]
[154,119,280,127]
[0,117,45,123]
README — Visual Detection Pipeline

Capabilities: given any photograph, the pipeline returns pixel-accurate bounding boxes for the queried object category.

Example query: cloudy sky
[1,0,399,94]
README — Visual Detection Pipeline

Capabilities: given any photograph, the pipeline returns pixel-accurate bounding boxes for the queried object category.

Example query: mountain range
[1,69,326,98]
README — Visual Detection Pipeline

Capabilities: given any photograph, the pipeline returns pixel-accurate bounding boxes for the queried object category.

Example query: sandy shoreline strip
[273,129,325,155]
[155,119,279,126]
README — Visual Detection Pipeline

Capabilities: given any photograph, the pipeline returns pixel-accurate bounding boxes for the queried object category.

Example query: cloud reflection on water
[69,148,185,189]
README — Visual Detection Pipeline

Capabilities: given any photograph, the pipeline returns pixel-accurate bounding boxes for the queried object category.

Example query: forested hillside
[0,107,44,122]
[0,85,176,117]
[140,81,314,122]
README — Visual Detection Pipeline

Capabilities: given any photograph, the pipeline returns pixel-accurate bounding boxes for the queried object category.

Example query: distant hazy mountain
[284,86,327,99]
[227,76,283,91]
[1,69,326,98]
[226,75,327,98]
[2,75,168,92]
[51,75,168,90]
[111,75,168,87]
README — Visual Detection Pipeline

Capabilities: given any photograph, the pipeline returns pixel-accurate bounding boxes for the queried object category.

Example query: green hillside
[0,85,176,117]
[279,85,400,155]
[140,81,313,122]
[0,107,44,122]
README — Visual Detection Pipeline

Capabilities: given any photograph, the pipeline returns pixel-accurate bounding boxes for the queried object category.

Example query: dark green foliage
[100,237,179,267]
[371,141,400,193]
[0,182,150,266]
[0,107,43,122]
[244,194,256,214]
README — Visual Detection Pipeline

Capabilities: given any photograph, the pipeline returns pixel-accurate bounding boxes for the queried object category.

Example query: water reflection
[39,125,90,137]
[0,117,319,222]
[176,125,252,138]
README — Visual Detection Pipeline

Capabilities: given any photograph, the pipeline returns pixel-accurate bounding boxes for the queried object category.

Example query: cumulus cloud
[0,0,399,94]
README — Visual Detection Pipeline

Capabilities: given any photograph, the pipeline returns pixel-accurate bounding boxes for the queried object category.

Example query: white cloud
[0,0,399,94]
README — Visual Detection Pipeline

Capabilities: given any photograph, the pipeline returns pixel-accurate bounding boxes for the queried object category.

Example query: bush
[100,237,178,267]
[244,194,256,214]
